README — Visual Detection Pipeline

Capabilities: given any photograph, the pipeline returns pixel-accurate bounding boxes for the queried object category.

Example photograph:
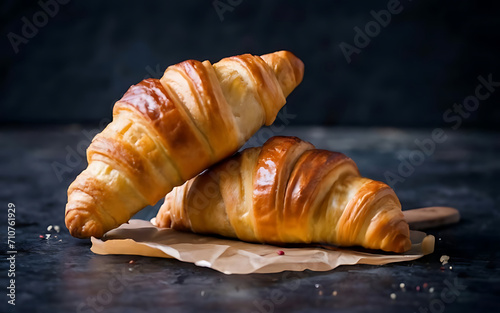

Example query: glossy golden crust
[282,150,360,243]
[156,136,412,253]
[252,137,314,243]
[65,51,304,238]
[161,60,238,159]
[114,79,212,181]
[226,54,285,125]
[260,51,304,97]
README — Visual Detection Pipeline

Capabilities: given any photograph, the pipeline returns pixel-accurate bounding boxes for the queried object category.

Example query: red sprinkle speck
[39,235,44,239]
[129,260,135,264]
[423,283,429,289]
[277,250,285,255]
[416,286,421,291]
[440,266,445,271]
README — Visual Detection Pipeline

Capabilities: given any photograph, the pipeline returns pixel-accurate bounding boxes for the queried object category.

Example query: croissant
[65,51,304,238]
[155,136,412,253]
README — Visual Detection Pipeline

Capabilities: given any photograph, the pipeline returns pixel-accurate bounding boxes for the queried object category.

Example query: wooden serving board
[403,206,460,230]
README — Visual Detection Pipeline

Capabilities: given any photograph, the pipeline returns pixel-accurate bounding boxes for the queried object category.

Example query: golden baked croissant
[155,136,411,253]
[65,51,304,238]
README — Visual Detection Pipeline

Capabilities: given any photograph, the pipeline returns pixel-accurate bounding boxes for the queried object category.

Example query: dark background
[1,0,499,128]
[1,2,500,312]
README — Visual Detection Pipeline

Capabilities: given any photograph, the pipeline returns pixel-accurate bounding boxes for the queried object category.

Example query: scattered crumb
[332,291,338,296]
[46,225,61,233]
[45,234,51,240]
[399,283,405,289]
[277,250,285,255]
[429,287,435,293]
[201,290,205,296]
[129,260,135,264]
[440,255,450,265]
[128,268,133,272]
[449,266,453,270]
[390,293,397,300]
[318,290,323,296]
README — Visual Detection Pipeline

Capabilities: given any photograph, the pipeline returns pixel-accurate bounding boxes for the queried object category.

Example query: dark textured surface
[0,126,499,312]
[2,0,500,128]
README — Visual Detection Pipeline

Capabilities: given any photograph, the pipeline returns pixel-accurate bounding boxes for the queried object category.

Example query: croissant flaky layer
[156,136,412,253]
[65,51,304,238]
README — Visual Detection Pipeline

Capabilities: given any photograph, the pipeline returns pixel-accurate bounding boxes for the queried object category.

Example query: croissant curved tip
[260,50,304,97]
[277,50,304,85]
[382,233,412,253]
[65,209,105,239]
[155,209,172,228]
[379,221,412,253]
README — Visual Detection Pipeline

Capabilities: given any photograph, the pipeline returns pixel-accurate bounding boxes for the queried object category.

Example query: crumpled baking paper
[91,219,434,274]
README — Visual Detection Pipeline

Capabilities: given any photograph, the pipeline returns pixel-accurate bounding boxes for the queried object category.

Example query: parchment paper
[91,219,435,274]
